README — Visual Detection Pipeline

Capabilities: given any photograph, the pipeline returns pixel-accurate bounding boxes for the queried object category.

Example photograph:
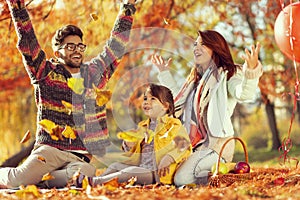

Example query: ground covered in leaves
[1,167,300,199]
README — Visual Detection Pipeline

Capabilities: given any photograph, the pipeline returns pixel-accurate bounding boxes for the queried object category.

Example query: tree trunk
[265,99,281,150]
[297,101,300,124]
[0,140,35,167]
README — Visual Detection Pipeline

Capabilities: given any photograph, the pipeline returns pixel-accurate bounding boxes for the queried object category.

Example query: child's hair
[147,84,175,117]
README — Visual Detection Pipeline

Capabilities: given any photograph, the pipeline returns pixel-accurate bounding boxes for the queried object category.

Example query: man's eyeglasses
[59,43,87,52]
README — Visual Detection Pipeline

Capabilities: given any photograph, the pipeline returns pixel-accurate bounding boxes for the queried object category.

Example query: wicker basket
[209,137,257,187]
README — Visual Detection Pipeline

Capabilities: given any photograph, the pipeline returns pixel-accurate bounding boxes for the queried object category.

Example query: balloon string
[278,0,299,167]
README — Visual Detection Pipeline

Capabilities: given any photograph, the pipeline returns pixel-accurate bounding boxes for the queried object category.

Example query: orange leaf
[39,119,63,141]
[20,130,31,144]
[42,173,55,181]
[103,177,119,191]
[37,156,46,163]
[163,18,170,25]
[90,13,98,21]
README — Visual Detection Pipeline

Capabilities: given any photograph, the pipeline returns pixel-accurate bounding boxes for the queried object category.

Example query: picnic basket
[209,137,257,187]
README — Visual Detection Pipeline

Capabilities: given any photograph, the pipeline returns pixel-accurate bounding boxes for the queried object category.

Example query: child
[75,84,192,186]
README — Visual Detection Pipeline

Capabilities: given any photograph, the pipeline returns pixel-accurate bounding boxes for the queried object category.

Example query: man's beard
[65,60,82,68]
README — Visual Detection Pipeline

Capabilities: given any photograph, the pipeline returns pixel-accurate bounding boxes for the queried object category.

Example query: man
[0,0,136,188]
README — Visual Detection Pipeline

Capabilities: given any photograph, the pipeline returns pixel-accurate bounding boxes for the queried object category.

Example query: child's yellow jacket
[122,115,192,184]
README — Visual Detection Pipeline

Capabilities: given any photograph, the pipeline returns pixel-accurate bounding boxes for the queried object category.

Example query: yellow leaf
[26,185,40,197]
[82,176,90,190]
[90,13,98,21]
[62,125,77,140]
[125,176,137,188]
[61,100,73,115]
[15,185,40,198]
[104,177,119,191]
[93,85,112,106]
[117,130,144,142]
[20,130,31,144]
[39,119,56,134]
[67,77,84,95]
[69,189,80,195]
[95,90,112,106]
[42,173,55,181]
[39,119,63,141]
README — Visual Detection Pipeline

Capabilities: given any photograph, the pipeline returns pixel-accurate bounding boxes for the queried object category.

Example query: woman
[151,30,262,186]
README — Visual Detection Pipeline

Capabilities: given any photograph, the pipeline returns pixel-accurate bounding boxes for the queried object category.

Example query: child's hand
[158,155,175,177]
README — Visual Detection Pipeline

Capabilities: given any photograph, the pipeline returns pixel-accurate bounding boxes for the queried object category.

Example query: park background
[0,0,299,167]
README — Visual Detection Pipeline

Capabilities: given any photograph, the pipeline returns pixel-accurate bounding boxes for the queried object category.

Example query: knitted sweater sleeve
[6,0,49,82]
[85,4,134,88]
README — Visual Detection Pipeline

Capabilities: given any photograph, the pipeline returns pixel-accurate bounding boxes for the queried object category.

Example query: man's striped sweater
[7,0,134,156]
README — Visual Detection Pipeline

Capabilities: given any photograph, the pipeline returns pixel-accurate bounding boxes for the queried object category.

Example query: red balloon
[274,2,300,63]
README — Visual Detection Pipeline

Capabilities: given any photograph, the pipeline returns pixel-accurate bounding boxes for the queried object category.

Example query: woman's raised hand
[151,54,172,72]
[241,42,261,69]
[124,0,136,4]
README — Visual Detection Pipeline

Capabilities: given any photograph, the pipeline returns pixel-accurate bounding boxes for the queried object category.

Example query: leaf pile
[1,167,300,199]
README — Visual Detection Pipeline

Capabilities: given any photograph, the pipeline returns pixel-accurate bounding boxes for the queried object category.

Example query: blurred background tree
[0,0,299,164]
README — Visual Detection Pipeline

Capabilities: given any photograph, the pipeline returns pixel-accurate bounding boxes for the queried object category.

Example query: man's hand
[158,154,175,177]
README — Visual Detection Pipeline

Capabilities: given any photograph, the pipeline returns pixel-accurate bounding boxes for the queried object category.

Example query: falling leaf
[20,130,31,144]
[62,125,76,140]
[61,100,73,115]
[117,129,144,142]
[39,119,56,133]
[90,13,98,21]
[37,156,46,163]
[163,18,170,25]
[67,77,84,95]
[42,173,55,181]
[95,90,112,106]
[39,119,63,141]
[49,125,63,141]
[93,85,112,106]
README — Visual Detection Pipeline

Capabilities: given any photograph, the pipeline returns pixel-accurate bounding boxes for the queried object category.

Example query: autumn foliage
[1,0,300,198]
[0,167,300,199]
